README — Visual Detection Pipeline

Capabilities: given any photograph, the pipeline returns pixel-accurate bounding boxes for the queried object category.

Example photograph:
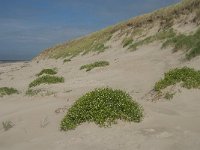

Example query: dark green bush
[80,61,109,71]
[29,75,64,88]
[60,88,143,131]
[0,87,19,97]
[154,67,200,91]
[37,68,57,76]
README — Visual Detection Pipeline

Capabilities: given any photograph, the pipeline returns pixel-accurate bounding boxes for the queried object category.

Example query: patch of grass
[63,58,71,63]
[29,75,64,88]
[2,121,15,131]
[37,68,57,76]
[0,87,19,97]
[162,28,200,59]
[154,67,200,91]
[129,28,176,51]
[122,38,133,47]
[60,88,143,131]
[80,61,109,72]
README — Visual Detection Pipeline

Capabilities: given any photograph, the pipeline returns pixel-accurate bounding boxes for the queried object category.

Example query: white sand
[0,40,200,150]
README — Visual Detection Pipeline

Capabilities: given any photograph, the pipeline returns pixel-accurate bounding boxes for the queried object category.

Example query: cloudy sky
[0,0,181,60]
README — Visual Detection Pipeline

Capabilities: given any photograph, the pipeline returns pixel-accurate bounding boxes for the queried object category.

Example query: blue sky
[0,0,181,60]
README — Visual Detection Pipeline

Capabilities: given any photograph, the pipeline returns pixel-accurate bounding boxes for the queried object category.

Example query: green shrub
[154,67,200,91]
[162,28,200,59]
[29,75,64,88]
[60,88,143,131]
[0,87,19,97]
[80,61,109,72]
[37,68,57,76]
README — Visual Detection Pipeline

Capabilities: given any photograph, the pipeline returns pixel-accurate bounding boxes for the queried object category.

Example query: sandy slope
[0,42,200,150]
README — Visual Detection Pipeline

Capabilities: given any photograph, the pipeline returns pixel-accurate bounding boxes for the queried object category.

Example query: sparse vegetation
[29,75,64,88]
[164,92,175,100]
[36,0,200,60]
[80,61,109,72]
[63,58,72,63]
[60,88,143,131]
[37,68,57,76]
[2,121,15,131]
[0,87,19,97]
[26,88,42,96]
[162,28,200,59]
[129,28,176,50]
[122,38,133,47]
[154,67,200,91]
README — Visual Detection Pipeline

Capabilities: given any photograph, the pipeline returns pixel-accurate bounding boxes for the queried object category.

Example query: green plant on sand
[37,68,57,76]
[0,87,19,97]
[154,67,200,92]
[80,61,109,72]
[29,75,64,88]
[60,88,143,131]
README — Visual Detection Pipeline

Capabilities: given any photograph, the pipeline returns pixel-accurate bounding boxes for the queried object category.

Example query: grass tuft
[154,67,200,91]
[37,68,57,76]
[129,28,176,51]
[122,38,133,47]
[80,61,109,72]
[162,28,200,59]
[60,88,143,131]
[0,87,19,97]
[63,58,72,63]
[29,75,64,88]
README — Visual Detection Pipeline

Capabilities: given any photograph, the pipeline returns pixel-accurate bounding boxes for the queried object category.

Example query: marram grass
[37,68,57,76]
[60,88,143,131]
[80,61,109,72]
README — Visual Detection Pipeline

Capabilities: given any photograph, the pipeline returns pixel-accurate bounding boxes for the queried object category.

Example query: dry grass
[36,0,200,60]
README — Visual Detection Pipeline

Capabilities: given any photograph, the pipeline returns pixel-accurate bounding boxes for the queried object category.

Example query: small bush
[29,75,64,88]
[37,68,57,76]
[154,67,200,91]
[80,61,109,72]
[0,87,19,97]
[60,88,143,131]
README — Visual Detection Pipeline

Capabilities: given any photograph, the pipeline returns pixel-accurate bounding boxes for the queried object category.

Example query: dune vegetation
[36,0,200,60]
[154,67,200,92]
[60,88,143,131]
[80,61,109,72]
[0,87,19,97]
[37,68,57,76]
[29,75,64,88]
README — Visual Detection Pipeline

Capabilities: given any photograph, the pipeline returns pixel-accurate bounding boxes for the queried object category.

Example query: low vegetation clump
[63,58,72,63]
[80,61,109,72]
[29,75,64,88]
[122,38,133,47]
[60,88,143,131]
[37,68,57,76]
[154,67,200,91]
[129,28,176,51]
[26,88,42,96]
[0,87,19,97]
